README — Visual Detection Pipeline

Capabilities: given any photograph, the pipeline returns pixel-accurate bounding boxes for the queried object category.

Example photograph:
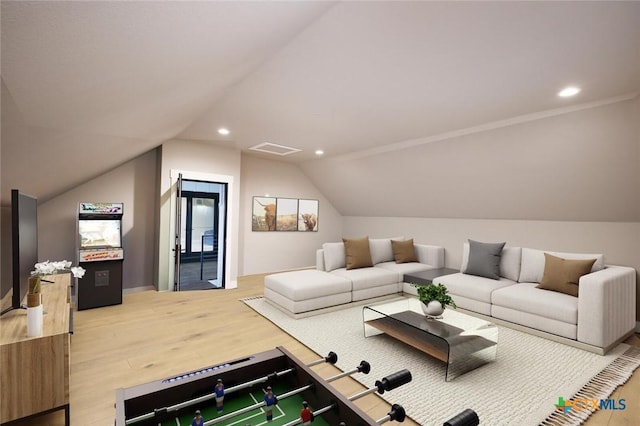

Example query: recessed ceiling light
[217,128,230,135]
[558,86,581,98]
[315,150,324,156]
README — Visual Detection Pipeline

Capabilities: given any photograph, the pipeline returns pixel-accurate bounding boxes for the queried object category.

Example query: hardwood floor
[10,274,639,425]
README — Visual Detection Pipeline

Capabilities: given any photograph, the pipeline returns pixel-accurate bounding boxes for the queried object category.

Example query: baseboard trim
[123,285,155,295]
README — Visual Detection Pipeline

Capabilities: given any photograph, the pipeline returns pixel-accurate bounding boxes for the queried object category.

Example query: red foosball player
[300,401,314,425]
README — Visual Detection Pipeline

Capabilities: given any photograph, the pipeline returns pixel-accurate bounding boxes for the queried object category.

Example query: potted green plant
[414,283,456,317]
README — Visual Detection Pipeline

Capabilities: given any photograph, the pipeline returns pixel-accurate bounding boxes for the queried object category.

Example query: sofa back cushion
[461,242,521,281]
[518,248,604,283]
[323,242,345,271]
[369,237,403,264]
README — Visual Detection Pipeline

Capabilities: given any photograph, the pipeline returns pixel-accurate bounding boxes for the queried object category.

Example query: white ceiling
[2,1,639,203]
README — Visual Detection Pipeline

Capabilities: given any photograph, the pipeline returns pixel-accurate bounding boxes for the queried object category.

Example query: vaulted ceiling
[2,1,639,204]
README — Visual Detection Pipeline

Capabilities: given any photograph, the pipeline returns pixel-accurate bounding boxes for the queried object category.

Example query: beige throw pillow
[343,237,373,270]
[391,239,418,263]
[536,253,597,297]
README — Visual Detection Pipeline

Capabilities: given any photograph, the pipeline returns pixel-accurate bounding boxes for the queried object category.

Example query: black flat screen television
[1,189,38,315]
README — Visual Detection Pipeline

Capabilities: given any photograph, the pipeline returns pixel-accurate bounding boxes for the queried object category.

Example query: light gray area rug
[243,297,640,426]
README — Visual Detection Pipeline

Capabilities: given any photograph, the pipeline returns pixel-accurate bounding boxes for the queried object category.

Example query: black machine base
[77,260,123,310]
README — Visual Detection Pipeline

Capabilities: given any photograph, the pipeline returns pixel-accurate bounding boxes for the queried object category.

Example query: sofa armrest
[414,244,445,268]
[316,249,326,271]
[577,265,636,348]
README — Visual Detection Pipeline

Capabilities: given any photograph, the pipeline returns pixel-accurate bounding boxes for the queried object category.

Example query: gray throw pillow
[463,239,506,280]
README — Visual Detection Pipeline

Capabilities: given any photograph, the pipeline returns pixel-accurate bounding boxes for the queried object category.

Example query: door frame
[168,170,235,291]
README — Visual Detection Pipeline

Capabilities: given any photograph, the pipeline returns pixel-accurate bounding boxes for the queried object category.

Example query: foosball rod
[124,352,338,425]
[124,368,294,425]
[325,360,371,382]
[376,404,406,424]
[306,351,338,367]
[204,383,314,426]
[348,369,412,401]
[278,362,371,426]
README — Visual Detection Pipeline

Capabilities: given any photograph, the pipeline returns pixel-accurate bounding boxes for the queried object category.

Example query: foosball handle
[375,369,412,394]
[443,408,479,426]
[388,404,406,422]
[325,351,338,364]
[358,360,371,374]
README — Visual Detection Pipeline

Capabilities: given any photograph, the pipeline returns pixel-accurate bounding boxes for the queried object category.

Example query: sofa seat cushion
[330,267,400,291]
[376,261,435,276]
[491,283,578,325]
[264,270,351,301]
[264,288,352,314]
[491,305,577,340]
[434,272,514,304]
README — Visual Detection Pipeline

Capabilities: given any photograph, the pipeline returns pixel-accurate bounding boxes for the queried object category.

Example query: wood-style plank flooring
[9,274,640,425]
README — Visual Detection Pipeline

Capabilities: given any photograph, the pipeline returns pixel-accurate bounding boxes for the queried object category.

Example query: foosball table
[115,346,478,426]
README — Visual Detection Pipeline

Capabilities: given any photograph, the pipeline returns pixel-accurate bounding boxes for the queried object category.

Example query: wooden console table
[1,274,71,425]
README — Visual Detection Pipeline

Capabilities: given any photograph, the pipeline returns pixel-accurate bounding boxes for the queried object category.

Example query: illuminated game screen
[79,219,121,248]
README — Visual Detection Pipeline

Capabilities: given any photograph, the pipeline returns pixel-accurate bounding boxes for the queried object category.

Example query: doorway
[175,179,227,291]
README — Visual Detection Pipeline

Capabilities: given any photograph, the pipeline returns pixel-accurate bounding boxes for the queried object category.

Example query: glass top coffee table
[363,298,498,381]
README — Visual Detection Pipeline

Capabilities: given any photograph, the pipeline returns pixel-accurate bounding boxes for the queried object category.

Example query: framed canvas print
[276,198,298,231]
[252,196,276,231]
[298,199,319,231]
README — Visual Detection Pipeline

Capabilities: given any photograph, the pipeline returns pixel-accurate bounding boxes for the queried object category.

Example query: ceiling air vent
[248,142,301,156]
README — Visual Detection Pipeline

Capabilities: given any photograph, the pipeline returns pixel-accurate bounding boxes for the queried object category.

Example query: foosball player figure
[300,401,314,425]
[191,409,204,426]
[262,386,278,422]
[214,378,225,413]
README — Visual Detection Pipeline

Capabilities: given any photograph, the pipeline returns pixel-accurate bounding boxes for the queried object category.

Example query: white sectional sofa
[264,237,444,314]
[434,242,637,353]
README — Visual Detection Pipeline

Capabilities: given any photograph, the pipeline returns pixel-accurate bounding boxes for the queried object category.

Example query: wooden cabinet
[1,274,71,424]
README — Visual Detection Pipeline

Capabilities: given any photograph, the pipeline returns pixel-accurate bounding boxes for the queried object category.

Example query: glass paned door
[175,180,226,290]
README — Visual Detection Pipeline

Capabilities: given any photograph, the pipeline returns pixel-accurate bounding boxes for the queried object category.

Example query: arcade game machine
[77,202,124,310]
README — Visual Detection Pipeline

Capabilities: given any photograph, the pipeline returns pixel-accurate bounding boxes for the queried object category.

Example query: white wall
[37,150,158,289]
[301,97,640,222]
[239,154,343,275]
[344,217,640,271]
[157,140,241,291]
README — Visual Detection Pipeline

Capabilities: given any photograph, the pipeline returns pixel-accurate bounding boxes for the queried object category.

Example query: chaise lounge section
[264,237,444,315]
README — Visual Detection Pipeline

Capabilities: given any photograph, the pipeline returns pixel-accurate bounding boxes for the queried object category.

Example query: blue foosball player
[262,386,278,422]
[191,409,204,426]
[214,378,225,413]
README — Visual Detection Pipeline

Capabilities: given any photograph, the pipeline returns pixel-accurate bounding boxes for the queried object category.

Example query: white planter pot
[421,300,444,317]
[27,304,44,337]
